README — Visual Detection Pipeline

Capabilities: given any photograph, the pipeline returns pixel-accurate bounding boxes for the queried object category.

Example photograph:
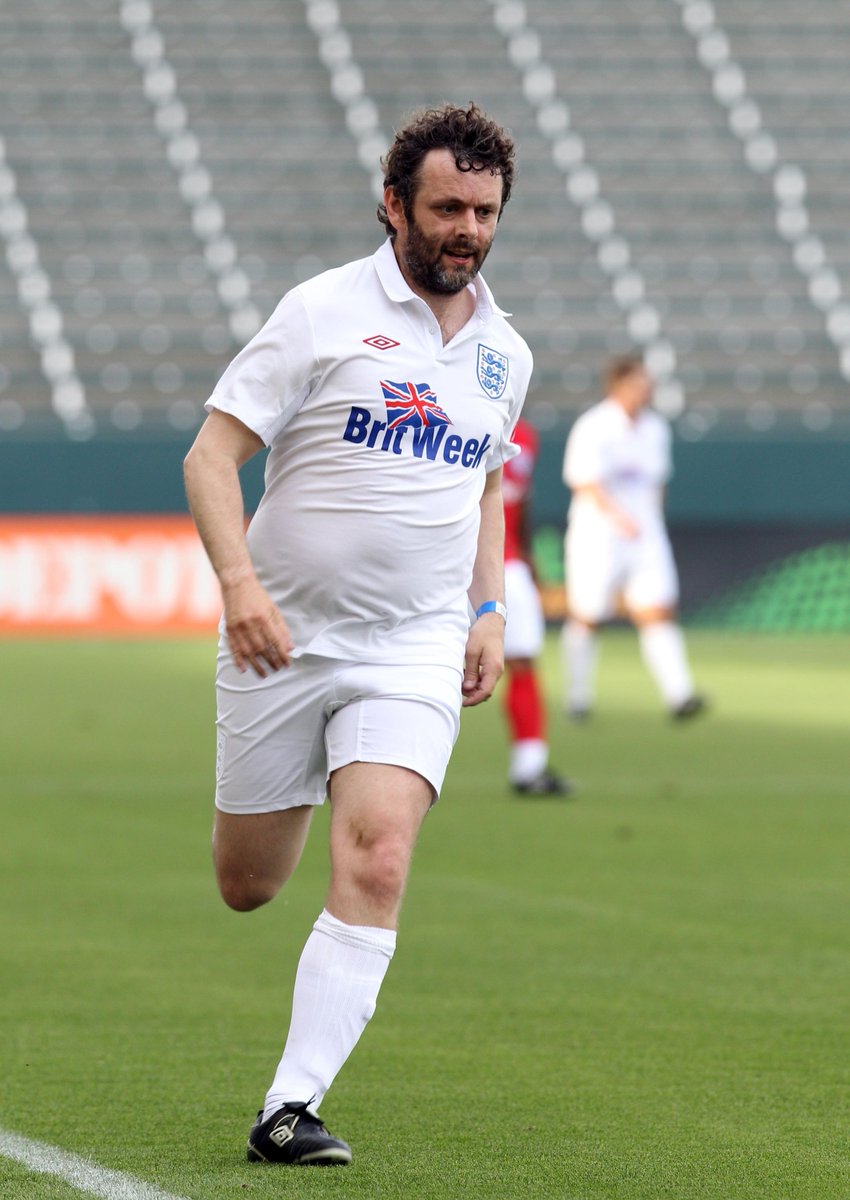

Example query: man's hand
[461,613,505,707]
[612,509,640,539]
[575,482,640,539]
[222,576,294,677]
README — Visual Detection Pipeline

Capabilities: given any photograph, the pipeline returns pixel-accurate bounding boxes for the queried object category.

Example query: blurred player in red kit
[501,418,572,796]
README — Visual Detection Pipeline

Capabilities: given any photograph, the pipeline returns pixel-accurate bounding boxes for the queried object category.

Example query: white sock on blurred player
[563,620,598,713]
[638,621,694,709]
[263,909,396,1118]
[510,738,548,784]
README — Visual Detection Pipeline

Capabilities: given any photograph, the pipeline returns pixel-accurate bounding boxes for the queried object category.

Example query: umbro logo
[363,334,400,351]
[269,1115,298,1147]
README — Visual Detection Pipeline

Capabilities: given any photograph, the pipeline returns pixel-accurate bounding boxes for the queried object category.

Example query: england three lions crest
[476,344,509,399]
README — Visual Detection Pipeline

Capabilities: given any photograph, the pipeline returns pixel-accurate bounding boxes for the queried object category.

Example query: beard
[400,217,492,295]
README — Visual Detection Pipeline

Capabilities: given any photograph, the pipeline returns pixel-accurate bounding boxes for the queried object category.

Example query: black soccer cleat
[247,1103,352,1166]
[513,770,575,798]
[671,694,708,721]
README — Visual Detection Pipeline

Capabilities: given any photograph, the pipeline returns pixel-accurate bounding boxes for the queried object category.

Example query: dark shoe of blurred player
[671,694,708,721]
[513,768,574,798]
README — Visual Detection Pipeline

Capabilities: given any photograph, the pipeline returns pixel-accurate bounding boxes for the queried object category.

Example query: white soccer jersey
[563,398,678,620]
[207,239,532,666]
[563,398,672,536]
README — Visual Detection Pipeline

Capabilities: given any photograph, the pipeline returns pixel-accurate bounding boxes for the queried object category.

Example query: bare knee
[347,833,411,911]
[212,806,313,913]
[327,762,431,926]
[631,606,677,627]
[216,869,282,912]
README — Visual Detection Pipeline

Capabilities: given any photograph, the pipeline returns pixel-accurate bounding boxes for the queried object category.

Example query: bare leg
[213,806,313,911]
[326,760,433,928]
[262,762,432,1115]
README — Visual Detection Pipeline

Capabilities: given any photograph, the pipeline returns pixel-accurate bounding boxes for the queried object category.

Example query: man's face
[619,368,653,415]
[386,149,504,296]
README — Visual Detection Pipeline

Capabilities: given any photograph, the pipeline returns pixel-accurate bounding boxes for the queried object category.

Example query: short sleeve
[658,417,674,483]
[482,345,533,472]
[205,289,320,445]
[563,412,604,488]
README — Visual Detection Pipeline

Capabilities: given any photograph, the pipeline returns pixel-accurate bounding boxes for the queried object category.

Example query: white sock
[263,909,396,1118]
[638,621,694,709]
[563,620,598,711]
[510,738,548,784]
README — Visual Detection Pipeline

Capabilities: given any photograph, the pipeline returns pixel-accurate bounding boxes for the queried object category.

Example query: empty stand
[0,0,847,438]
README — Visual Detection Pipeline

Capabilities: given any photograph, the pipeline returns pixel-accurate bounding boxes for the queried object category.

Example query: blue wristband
[475,600,507,622]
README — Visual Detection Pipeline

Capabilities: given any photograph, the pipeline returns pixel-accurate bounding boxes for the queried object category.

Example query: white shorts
[565,525,679,623]
[503,559,545,659]
[214,651,463,814]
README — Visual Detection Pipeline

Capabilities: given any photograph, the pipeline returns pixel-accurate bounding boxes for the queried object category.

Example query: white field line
[0,1127,191,1200]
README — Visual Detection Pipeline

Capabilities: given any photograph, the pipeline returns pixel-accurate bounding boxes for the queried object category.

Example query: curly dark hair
[377,103,516,237]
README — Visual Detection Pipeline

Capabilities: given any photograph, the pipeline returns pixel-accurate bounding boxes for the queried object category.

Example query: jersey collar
[372,237,510,320]
[603,396,645,427]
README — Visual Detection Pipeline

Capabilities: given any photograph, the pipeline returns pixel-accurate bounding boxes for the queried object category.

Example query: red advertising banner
[0,515,222,635]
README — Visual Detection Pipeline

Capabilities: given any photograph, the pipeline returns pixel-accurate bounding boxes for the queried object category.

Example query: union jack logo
[380,380,452,429]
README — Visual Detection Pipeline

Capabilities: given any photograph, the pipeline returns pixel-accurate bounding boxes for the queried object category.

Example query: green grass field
[1,632,848,1200]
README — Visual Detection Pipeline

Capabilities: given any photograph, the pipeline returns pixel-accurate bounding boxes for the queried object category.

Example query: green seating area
[692,542,850,632]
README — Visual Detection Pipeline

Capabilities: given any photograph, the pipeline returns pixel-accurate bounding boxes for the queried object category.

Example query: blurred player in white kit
[501,417,571,795]
[562,355,706,721]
